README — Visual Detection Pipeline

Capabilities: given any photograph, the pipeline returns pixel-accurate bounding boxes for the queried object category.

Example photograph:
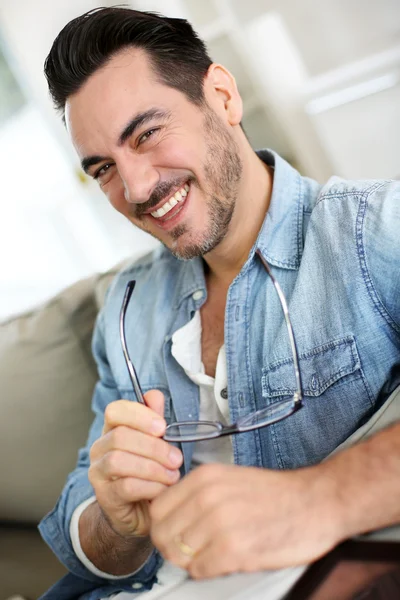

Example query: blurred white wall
[0,0,103,153]
[0,0,158,319]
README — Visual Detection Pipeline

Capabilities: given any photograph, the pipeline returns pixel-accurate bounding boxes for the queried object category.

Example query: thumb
[144,389,165,418]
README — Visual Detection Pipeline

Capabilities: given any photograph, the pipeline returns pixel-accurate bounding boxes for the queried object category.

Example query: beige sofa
[0,265,121,600]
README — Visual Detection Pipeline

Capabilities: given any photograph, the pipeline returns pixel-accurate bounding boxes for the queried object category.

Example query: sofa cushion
[0,267,119,524]
[0,525,67,598]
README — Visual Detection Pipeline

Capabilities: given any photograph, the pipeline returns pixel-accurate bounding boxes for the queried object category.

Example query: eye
[138,128,159,145]
[93,163,114,180]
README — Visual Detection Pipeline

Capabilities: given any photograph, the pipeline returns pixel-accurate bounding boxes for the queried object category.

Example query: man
[39,6,400,600]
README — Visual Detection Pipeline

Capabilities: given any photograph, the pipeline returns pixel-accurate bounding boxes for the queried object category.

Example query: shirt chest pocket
[261,335,374,468]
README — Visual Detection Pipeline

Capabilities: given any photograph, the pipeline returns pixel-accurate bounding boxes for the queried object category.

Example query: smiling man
[38,7,400,600]
[67,45,265,270]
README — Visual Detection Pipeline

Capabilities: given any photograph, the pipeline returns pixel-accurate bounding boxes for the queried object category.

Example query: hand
[88,391,183,538]
[150,463,343,579]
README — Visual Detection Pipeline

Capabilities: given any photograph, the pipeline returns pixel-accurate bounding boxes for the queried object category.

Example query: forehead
[65,48,176,155]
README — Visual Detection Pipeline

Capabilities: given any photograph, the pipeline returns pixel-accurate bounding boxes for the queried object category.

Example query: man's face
[66,49,243,260]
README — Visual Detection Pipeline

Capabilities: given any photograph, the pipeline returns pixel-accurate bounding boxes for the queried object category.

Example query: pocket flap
[262,336,361,398]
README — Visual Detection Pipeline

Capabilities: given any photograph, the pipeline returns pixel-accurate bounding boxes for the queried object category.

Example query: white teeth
[157,206,166,217]
[150,183,189,218]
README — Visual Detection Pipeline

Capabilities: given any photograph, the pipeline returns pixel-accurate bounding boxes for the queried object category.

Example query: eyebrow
[80,108,171,174]
[118,108,170,146]
[81,154,108,174]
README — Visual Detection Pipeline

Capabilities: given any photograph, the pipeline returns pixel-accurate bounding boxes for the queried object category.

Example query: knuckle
[105,450,123,475]
[105,399,133,425]
[118,476,136,499]
[194,488,215,512]
[89,441,99,463]
[104,402,119,425]
[109,426,127,448]
[88,464,96,487]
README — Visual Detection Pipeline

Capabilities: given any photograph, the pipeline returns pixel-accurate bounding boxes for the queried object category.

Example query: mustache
[133,177,192,218]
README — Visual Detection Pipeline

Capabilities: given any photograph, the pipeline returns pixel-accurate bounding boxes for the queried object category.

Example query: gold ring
[175,535,196,557]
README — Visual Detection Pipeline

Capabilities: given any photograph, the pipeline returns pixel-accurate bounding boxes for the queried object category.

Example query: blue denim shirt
[39,150,400,599]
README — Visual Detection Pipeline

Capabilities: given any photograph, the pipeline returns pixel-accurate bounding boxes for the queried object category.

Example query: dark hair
[44,6,213,117]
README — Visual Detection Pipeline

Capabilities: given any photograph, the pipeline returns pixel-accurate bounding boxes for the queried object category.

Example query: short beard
[168,107,242,260]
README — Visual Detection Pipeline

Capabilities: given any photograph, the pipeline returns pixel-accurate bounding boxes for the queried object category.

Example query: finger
[102,399,166,436]
[188,534,244,579]
[177,503,245,572]
[144,389,165,418]
[151,464,227,523]
[92,426,183,470]
[98,449,181,486]
[113,476,170,503]
[151,483,228,564]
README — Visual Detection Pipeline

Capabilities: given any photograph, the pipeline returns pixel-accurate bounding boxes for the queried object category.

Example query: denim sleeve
[38,310,162,588]
[363,180,400,335]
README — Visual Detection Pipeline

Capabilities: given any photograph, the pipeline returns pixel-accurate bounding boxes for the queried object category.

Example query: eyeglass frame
[119,249,303,443]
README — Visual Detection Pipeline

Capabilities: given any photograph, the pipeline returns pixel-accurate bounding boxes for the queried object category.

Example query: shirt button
[131,582,143,589]
[192,290,203,301]
[220,387,228,399]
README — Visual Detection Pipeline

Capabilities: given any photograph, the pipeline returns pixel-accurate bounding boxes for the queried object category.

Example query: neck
[204,150,273,287]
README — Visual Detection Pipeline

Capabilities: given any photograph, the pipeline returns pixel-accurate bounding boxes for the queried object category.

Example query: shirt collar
[254,149,305,270]
[171,253,206,310]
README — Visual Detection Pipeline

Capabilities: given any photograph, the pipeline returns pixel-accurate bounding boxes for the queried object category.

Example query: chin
[167,236,203,260]
[169,236,219,261]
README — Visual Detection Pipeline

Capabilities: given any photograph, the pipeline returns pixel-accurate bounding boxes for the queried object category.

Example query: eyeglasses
[120,249,303,443]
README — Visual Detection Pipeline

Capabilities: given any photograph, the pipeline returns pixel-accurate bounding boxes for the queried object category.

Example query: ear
[205,63,243,126]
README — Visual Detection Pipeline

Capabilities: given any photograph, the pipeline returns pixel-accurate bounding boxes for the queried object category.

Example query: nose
[118,154,159,206]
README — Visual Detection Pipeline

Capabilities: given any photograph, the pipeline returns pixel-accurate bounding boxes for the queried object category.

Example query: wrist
[96,501,150,545]
[80,501,154,576]
[312,458,354,546]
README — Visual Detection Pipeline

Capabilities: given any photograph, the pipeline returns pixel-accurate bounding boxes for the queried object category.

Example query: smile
[150,184,190,219]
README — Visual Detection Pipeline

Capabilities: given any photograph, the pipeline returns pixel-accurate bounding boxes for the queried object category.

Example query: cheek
[154,140,199,176]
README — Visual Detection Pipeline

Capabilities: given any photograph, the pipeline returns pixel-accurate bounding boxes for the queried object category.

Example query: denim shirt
[39,150,400,599]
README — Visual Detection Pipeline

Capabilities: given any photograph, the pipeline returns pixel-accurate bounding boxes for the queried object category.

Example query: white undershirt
[70,311,232,598]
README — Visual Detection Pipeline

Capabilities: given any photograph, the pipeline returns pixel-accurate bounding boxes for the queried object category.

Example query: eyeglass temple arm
[256,250,303,405]
[120,280,146,405]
